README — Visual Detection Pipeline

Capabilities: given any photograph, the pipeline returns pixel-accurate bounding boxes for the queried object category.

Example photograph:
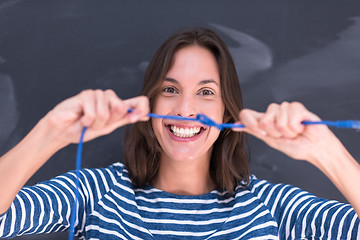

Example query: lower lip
[166,127,204,142]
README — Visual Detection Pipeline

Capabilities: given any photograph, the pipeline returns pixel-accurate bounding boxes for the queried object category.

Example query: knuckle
[80,89,95,99]
[267,103,279,111]
[98,111,110,120]
[94,89,104,96]
[139,95,149,103]
[81,89,93,95]
[280,101,289,108]
[85,113,95,122]
[239,109,249,119]
[258,118,270,128]
[105,89,116,96]
[48,112,60,127]
[277,124,288,132]
[291,101,304,109]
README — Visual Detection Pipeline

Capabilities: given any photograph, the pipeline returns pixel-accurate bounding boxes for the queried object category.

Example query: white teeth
[170,125,201,138]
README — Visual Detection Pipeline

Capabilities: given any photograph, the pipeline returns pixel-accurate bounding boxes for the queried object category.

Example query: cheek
[151,118,161,135]
[204,102,225,122]
[152,96,169,114]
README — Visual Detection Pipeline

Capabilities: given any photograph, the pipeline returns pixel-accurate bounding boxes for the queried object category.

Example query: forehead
[165,45,220,85]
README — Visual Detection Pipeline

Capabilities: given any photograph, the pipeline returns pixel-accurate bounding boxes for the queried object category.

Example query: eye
[162,87,178,94]
[199,89,214,96]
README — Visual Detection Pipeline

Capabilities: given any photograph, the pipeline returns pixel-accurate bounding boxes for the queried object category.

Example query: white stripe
[79,170,93,209]
[18,192,26,232]
[211,208,269,237]
[135,194,235,205]
[109,188,139,210]
[52,177,76,199]
[104,167,119,189]
[39,184,70,226]
[114,178,136,196]
[227,203,264,223]
[319,202,342,239]
[134,187,167,194]
[283,192,309,238]
[234,222,279,240]
[239,235,279,240]
[277,187,298,230]
[150,228,215,237]
[327,204,347,239]
[300,201,321,237]
[101,193,155,237]
[103,193,142,220]
[20,191,35,233]
[87,170,103,201]
[310,200,338,237]
[0,214,5,234]
[264,183,282,206]
[137,194,255,215]
[142,197,260,227]
[22,188,45,235]
[86,224,129,240]
[253,180,270,199]
[138,204,233,215]
[269,185,287,217]
[141,216,227,225]
[8,198,17,236]
[31,187,56,234]
[279,187,297,206]
[93,202,149,239]
[347,213,359,239]
[336,207,353,240]
[95,169,110,191]
[232,196,258,209]
[251,179,268,191]
[214,211,277,239]
[290,198,313,239]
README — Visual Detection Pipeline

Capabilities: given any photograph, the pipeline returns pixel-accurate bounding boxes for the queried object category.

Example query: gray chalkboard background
[1,1,360,239]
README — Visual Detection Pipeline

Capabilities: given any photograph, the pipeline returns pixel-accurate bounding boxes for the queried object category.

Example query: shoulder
[244,175,317,209]
[34,162,131,198]
[246,175,306,196]
[81,162,131,187]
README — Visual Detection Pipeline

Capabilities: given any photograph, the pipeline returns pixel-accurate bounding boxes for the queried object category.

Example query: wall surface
[0,1,359,239]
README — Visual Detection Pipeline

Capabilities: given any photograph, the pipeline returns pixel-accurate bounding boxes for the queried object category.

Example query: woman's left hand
[235,101,340,164]
[236,101,360,218]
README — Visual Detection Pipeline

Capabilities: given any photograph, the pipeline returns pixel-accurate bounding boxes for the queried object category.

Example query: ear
[223,110,232,123]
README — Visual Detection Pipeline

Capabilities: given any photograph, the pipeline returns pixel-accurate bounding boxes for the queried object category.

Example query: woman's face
[152,45,225,163]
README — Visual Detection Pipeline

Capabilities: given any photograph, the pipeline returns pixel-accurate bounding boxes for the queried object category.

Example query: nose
[175,95,196,117]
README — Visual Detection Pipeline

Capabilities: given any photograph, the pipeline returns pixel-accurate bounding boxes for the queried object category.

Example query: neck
[152,154,217,195]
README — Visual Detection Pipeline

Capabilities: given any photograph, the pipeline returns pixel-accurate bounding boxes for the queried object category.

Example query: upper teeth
[170,125,201,138]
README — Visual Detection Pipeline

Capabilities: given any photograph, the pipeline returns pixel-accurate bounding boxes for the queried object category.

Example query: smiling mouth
[168,125,204,138]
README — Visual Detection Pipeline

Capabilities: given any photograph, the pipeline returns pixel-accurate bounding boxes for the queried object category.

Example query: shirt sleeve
[248,176,360,239]
[0,164,121,239]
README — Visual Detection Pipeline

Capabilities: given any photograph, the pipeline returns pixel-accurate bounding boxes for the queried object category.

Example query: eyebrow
[164,78,219,86]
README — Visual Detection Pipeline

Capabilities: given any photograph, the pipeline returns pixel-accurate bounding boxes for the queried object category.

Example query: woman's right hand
[44,89,150,148]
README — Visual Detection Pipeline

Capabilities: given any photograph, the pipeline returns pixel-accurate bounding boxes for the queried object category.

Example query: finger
[105,89,128,125]
[79,90,96,127]
[288,102,307,134]
[124,96,150,123]
[276,102,298,138]
[239,109,267,136]
[259,103,282,138]
[91,89,112,130]
[288,102,321,133]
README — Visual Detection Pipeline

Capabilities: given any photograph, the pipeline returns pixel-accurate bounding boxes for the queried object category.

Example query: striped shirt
[0,162,359,239]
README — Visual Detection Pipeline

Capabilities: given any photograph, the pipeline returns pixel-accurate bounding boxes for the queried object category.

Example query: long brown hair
[124,28,249,195]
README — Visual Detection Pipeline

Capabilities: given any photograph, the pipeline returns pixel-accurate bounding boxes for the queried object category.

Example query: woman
[0,28,359,239]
